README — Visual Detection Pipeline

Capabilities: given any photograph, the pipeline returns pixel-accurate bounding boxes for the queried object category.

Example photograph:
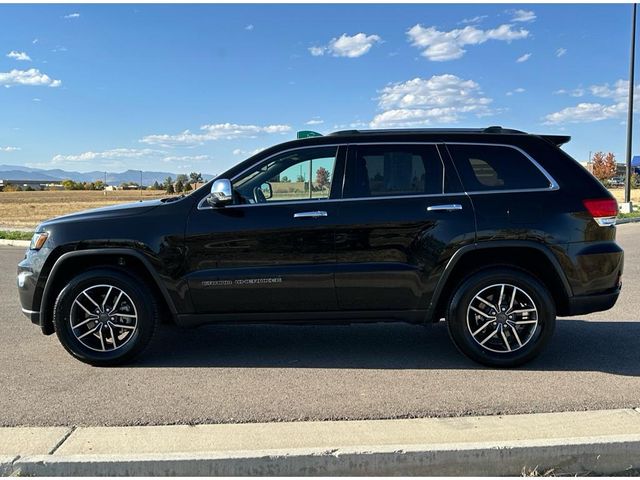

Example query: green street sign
[297,130,322,139]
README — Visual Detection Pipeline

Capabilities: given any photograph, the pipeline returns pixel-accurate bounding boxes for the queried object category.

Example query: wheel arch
[39,249,178,335]
[428,241,573,322]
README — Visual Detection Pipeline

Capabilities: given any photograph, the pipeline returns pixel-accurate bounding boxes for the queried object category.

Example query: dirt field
[0,190,167,229]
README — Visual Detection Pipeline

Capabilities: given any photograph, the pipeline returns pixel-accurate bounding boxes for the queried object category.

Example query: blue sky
[0,3,638,175]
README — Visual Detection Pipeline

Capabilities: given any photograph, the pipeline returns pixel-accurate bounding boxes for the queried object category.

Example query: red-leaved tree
[591,151,617,182]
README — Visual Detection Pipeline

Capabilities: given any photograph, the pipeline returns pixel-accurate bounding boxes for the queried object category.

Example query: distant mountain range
[0,164,215,185]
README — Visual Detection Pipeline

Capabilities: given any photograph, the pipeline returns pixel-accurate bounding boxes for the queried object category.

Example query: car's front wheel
[53,268,158,366]
[447,268,556,367]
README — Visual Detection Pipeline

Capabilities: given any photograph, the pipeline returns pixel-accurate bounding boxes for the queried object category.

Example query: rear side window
[344,144,444,198]
[447,144,551,192]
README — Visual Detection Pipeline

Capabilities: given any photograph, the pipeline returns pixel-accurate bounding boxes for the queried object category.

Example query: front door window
[234,146,338,204]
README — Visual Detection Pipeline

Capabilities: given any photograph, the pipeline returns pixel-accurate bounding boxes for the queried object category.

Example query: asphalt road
[1,225,639,427]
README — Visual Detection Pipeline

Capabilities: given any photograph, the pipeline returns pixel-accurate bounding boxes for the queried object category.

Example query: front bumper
[21,307,40,325]
[17,252,43,327]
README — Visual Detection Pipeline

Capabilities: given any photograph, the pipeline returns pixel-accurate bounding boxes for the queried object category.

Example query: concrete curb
[12,436,640,476]
[0,239,29,247]
[3,409,640,476]
[0,456,18,476]
[617,216,640,224]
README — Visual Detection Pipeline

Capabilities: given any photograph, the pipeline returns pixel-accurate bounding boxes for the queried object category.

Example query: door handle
[427,204,463,212]
[293,211,328,219]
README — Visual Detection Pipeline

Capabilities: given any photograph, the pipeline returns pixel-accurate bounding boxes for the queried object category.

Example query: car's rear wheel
[447,268,555,367]
[53,268,158,366]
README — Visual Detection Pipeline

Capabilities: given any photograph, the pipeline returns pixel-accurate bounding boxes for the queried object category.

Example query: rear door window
[344,144,444,198]
[446,144,551,192]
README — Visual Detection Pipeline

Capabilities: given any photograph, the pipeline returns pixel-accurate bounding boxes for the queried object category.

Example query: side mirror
[260,182,273,200]
[207,179,233,206]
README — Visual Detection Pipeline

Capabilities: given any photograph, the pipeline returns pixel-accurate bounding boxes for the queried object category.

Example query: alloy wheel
[466,283,538,354]
[69,284,138,352]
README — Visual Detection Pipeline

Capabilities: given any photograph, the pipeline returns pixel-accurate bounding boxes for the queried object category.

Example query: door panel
[334,194,475,310]
[185,202,339,313]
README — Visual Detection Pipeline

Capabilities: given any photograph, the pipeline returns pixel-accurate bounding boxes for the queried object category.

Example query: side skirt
[176,310,429,328]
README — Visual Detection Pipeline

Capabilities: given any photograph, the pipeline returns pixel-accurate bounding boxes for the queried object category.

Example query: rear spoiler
[540,134,571,146]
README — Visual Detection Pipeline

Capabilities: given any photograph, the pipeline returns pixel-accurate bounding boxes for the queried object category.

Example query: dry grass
[0,190,167,229]
[608,187,640,205]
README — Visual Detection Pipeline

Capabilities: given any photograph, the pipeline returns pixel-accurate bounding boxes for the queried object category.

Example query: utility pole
[104,171,107,196]
[140,170,143,198]
[623,3,637,211]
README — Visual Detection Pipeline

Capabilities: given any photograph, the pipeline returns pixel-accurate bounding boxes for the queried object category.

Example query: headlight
[30,232,49,250]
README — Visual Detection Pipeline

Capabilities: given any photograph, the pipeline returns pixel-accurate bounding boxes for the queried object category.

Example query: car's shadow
[136,319,640,375]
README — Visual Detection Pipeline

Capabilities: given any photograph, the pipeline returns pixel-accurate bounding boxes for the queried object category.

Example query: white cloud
[0,146,20,152]
[245,24,254,31]
[309,46,325,56]
[460,15,488,25]
[516,53,531,63]
[52,148,163,164]
[161,154,210,163]
[544,103,627,124]
[371,74,494,128]
[305,118,324,125]
[0,68,61,88]
[63,13,80,19]
[553,87,585,97]
[140,123,291,147]
[589,79,636,102]
[506,87,526,96]
[32,97,41,102]
[7,51,31,61]
[556,47,567,57]
[309,33,381,58]
[510,9,536,23]
[233,147,266,157]
[544,79,639,124]
[407,23,529,61]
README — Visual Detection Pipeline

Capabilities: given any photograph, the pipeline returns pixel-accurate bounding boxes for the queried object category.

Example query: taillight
[583,198,618,226]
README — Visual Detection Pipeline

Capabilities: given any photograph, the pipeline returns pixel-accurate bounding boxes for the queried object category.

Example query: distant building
[0,179,61,191]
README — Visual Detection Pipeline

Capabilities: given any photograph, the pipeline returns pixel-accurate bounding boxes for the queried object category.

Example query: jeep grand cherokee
[17,127,623,367]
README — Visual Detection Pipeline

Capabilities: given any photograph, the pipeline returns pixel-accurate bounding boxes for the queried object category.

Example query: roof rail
[482,126,527,134]
[328,126,528,136]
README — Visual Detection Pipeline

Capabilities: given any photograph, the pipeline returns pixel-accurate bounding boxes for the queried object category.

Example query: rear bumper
[557,240,623,316]
[566,288,620,316]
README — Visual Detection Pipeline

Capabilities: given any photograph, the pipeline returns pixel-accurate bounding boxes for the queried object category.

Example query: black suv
[17,127,623,367]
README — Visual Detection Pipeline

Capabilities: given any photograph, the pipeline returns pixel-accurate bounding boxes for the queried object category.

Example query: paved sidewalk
[3,409,640,475]
[0,239,29,247]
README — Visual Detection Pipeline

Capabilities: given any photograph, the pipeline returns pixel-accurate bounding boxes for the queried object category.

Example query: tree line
[50,172,205,192]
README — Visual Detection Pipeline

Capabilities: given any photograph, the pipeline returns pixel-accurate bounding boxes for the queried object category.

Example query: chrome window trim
[198,144,342,210]
[197,141,560,210]
[231,144,343,183]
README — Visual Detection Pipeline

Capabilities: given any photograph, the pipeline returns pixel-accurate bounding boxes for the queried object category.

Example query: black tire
[447,267,555,368]
[53,268,158,366]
